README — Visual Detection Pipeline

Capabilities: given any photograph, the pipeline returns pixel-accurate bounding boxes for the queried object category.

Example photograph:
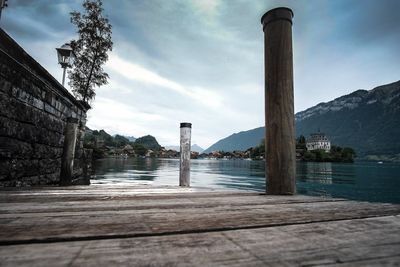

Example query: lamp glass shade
[56,43,73,68]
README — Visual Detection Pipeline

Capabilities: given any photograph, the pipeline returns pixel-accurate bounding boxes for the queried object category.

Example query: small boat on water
[378,161,383,164]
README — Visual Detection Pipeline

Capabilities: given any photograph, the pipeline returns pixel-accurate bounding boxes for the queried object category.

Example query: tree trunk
[83,52,98,102]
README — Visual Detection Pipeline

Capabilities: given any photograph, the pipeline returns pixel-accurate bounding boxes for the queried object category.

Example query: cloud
[190,0,220,17]
[87,97,166,137]
[2,0,400,148]
[106,54,222,108]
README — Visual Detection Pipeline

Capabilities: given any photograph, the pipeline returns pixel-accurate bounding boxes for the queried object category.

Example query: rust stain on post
[179,122,191,187]
[261,7,296,195]
[60,117,79,186]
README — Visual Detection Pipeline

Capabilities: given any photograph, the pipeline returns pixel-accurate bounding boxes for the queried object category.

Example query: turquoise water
[91,158,400,203]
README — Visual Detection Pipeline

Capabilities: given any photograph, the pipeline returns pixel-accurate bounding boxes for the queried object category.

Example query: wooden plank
[0,188,336,204]
[0,185,255,197]
[0,216,398,266]
[0,195,346,214]
[0,184,238,191]
[0,198,399,244]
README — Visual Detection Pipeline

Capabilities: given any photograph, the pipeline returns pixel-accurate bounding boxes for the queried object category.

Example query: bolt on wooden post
[60,117,79,186]
[179,122,192,187]
[261,7,296,195]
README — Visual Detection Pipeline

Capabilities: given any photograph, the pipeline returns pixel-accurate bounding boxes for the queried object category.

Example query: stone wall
[0,29,90,186]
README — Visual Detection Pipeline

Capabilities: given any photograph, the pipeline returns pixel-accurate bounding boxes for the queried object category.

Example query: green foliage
[248,138,265,159]
[91,147,106,159]
[341,147,357,163]
[315,149,332,162]
[296,135,306,149]
[68,0,113,103]
[134,135,162,151]
[301,146,356,163]
[84,132,95,144]
[114,135,129,147]
[97,130,114,146]
[132,143,147,156]
[303,151,316,161]
[84,130,129,148]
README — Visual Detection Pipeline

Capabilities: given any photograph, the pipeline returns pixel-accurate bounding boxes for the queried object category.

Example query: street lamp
[56,43,73,87]
[0,0,8,22]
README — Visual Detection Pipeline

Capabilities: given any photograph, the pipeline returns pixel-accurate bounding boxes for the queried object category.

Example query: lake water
[91,158,400,204]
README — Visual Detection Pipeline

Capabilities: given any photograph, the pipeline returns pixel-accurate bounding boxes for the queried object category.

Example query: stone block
[39,172,60,184]
[0,159,39,179]
[12,87,45,110]
[32,143,63,159]
[0,78,12,95]
[0,136,33,159]
[0,93,65,134]
[0,116,64,147]
[44,103,61,117]
[38,158,61,175]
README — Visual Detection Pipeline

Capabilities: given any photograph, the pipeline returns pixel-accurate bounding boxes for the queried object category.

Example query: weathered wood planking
[0,216,399,266]
[0,185,399,266]
[0,188,399,244]
[0,198,348,216]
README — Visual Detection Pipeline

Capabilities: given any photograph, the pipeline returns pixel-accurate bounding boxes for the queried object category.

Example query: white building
[306,133,331,152]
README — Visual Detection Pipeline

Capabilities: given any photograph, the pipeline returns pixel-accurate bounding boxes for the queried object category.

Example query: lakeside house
[306,132,331,152]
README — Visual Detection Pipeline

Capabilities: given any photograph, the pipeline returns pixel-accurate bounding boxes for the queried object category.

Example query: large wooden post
[179,122,191,187]
[261,7,296,195]
[60,117,79,186]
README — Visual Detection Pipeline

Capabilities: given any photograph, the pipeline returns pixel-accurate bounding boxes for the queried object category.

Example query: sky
[1,0,399,149]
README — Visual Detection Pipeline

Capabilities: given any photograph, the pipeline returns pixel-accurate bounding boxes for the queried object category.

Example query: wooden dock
[0,184,400,266]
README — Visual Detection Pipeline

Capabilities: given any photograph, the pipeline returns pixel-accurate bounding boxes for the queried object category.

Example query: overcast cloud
[1,0,399,148]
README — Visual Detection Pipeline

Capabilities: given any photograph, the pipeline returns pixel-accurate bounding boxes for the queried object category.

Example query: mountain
[204,81,400,158]
[165,144,204,153]
[124,136,136,142]
[84,129,130,147]
[134,135,161,151]
[296,81,400,157]
[191,144,204,153]
[203,127,264,153]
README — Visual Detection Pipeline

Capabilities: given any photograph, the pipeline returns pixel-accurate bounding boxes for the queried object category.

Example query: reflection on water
[297,162,357,185]
[298,162,334,184]
[91,158,400,203]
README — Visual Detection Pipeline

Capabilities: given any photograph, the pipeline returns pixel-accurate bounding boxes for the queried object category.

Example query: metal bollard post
[179,122,191,187]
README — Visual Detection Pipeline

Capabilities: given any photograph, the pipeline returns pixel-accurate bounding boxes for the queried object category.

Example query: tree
[341,147,356,163]
[132,144,147,156]
[114,135,129,147]
[68,0,113,104]
[296,135,306,149]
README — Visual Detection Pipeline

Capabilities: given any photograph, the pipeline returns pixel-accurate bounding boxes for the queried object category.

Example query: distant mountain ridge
[124,136,136,142]
[203,127,264,153]
[204,80,400,158]
[165,144,204,153]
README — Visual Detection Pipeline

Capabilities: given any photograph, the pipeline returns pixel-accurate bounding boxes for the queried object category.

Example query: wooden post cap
[261,7,293,29]
[180,122,192,128]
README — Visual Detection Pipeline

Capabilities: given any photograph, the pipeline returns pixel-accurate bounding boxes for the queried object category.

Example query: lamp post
[0,0,8,22]
[56,43,73,87]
